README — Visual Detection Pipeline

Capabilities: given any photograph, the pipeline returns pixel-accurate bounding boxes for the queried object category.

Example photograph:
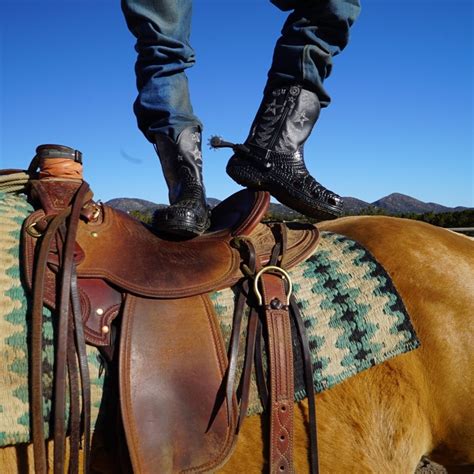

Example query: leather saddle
[21,155,321,473]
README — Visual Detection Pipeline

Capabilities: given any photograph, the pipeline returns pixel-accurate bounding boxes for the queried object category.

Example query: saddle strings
[66,310,82,474]
[31,207,72,474]
[56,213,91,474]
[30,181,92,474]
[70,269,92,473]
[290,294,319,474]
[225,236,259,427]
[53,181,92,474]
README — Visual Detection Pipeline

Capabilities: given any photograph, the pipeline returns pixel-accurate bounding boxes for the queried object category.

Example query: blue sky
[0,0,472,207]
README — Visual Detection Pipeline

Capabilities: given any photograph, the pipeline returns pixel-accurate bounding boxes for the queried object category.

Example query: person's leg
[225,0,361,220]
[268,0,361,107]
[121,0,202,141]
[122,0,209,236]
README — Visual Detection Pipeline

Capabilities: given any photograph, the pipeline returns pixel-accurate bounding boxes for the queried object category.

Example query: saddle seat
[80,188,317,296]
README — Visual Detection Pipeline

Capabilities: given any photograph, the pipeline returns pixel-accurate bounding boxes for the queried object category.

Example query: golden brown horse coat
[2,217,473,473]
[221,217,474,473]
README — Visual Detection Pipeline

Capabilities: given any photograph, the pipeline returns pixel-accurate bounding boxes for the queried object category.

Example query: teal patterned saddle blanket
[0,191,419,446]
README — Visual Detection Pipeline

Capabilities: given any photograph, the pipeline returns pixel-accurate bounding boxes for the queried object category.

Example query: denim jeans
[121,0,361,142]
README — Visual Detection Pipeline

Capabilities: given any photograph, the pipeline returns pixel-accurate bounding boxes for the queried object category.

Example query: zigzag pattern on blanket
[0,191,419,445]
[0,192,104,446]
[212,231,420,416]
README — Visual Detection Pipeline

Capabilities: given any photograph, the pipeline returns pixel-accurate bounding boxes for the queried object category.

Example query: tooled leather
[29,179,83,215]
[22,198,319,351]
[119,294,237,473]
[23,203,319,301]
[261,273,295,474]
[22,206,239,299]
[75,205,240,298]
[22,212,122,346]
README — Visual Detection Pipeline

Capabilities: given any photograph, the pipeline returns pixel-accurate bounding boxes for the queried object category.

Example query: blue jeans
[121,0,361,142]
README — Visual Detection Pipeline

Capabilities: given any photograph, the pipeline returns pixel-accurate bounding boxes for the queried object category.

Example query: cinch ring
[253,265,293,307]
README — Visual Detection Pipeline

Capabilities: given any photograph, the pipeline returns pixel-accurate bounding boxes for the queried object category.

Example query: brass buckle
[253,265,293,307]
[26,221,43,238]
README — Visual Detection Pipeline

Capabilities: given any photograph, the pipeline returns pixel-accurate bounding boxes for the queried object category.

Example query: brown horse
[1,216,473,473]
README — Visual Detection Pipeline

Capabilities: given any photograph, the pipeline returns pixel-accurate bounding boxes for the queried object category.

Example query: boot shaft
[154,126,205,205]
[247,85,321,154]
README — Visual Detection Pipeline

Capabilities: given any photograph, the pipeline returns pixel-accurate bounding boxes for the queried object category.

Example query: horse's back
[319,216,474,466]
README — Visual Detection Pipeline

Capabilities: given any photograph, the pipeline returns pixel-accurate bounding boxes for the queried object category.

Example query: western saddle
[19,145,321,473]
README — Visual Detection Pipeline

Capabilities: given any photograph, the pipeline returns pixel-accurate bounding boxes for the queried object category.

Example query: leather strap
[236,306,259,432]
[67,317,81,474]
[71,269,91,474]
[259,272,295,474]
[30,208,71,474]
[290,295,319,474]
[225,283,248,424]
[53,182,91,474]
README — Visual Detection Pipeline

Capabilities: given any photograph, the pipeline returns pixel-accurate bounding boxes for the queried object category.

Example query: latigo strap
[227,226,319,474]
[258,269,295,473]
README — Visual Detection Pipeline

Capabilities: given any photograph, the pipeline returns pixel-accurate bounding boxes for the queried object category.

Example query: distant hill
[268,202,303,220]
[371,193,469,215]
[342,197,375,214]
[106,197,221,214]
[343,193,469,215]
[106,193,471,219]
[106,198,165,214]
[207,198,221,208]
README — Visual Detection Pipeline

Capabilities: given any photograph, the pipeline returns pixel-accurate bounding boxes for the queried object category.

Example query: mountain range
[106,193,470,217]
[342,193,469,215]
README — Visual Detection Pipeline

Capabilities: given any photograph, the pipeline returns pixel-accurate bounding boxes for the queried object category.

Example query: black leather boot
[225,85,343,220]
[153,126,211,237]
